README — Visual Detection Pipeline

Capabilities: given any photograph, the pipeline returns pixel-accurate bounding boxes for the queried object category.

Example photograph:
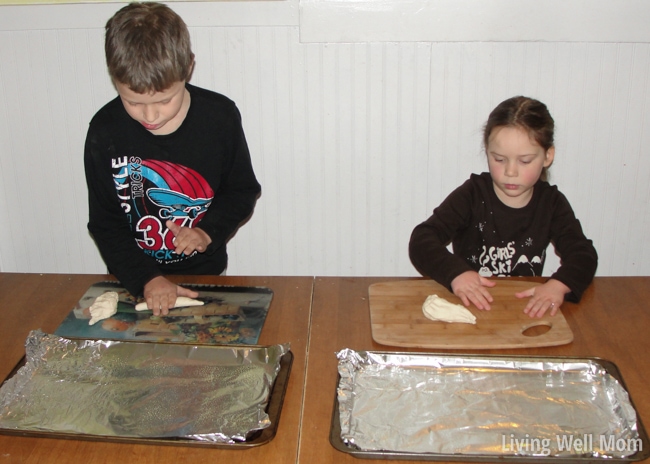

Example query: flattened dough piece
[422,294,476,324]
[135,296,204,311]
[88,291,119,325]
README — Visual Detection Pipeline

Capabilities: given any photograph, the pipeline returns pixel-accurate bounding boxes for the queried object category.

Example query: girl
[409,96,597,318]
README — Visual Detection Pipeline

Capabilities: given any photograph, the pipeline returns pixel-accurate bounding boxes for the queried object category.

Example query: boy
[85,2,261,316]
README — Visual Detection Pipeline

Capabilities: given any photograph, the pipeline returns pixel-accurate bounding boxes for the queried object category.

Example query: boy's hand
[166,220,212,256]
[451,271,496,310]
[515,278,570,318]
[143,276,200,316]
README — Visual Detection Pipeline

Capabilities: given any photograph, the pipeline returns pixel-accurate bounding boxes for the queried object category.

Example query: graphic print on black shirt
[465,195,547,278]
[112,156,214,265]
[472,237,546,278]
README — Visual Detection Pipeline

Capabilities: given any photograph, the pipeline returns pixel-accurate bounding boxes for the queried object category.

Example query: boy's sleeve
[193,104,261,252]
[84,126,162,297]
[408,181,475,290]
[548,193,598,302]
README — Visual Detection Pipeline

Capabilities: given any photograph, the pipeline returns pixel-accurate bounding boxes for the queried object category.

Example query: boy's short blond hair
[105,2,194,93]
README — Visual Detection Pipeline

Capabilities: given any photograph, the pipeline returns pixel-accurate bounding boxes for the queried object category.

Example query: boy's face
[115,80,190,135]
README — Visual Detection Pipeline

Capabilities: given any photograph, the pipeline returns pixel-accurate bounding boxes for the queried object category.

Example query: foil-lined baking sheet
[333,349,649,461]
[0,330,290,445]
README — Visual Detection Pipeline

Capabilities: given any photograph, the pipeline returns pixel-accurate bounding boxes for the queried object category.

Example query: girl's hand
[515,279,570,318]
[143,276,200,316]
[166,220,212,256]
[451,271,496,310]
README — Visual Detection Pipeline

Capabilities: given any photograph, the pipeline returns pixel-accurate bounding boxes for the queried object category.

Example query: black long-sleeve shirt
[409,173,597,302]
[85,84,261,297]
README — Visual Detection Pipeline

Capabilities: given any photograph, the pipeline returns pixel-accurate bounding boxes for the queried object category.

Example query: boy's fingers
[166,220,181,234]
[178,287,200,298]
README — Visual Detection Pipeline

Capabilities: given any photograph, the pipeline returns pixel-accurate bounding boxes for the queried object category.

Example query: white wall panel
[300,0,650,43]
[1,19,650,278]
[0,28,112,274]
[0,2,297,30]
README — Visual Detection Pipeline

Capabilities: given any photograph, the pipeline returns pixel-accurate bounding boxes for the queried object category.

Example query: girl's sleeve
[548,193,598,302]
[408,181,476,290]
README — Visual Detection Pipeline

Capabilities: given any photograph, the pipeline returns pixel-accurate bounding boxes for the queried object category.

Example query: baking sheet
[0,331,292,448]
[331,350,649,462]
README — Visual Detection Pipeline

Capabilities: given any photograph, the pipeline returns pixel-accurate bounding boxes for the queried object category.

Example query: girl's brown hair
[105,2,194,93]
[483,96,555,181]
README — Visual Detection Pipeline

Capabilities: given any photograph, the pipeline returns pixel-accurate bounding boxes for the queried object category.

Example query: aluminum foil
[0,330,289,442]
[337,349,642,458]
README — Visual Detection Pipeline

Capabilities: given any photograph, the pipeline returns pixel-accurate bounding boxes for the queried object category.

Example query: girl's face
[486,125,554,208]
[115,80,190,135]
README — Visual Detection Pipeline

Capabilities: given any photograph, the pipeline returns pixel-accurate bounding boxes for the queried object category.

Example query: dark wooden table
[0,273,313,463]
[300,276,650,463]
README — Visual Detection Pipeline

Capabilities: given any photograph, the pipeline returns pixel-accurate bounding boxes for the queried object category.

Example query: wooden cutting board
[369,280,573,349]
